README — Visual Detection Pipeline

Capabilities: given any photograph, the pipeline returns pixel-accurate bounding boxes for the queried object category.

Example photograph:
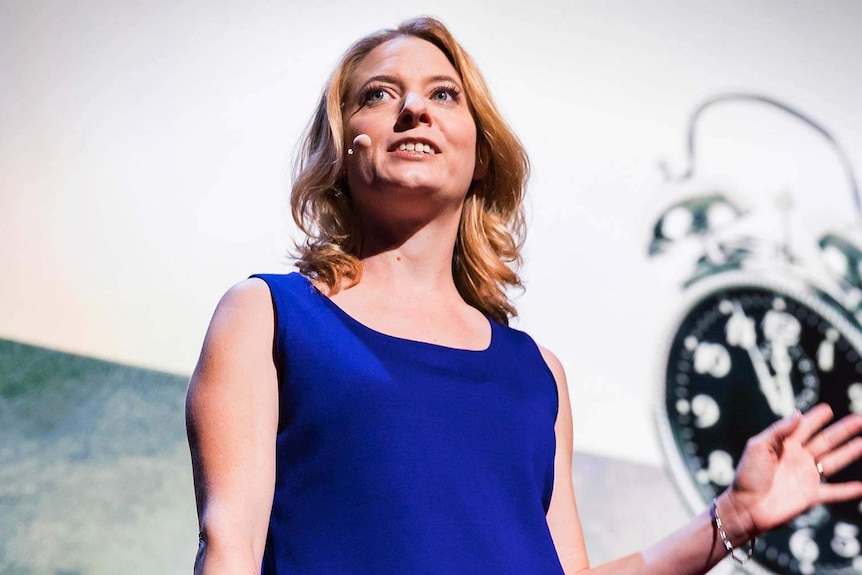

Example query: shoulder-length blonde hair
[291,16,529,324]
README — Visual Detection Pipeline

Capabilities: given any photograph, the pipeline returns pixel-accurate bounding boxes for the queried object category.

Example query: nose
[395,92,432,131]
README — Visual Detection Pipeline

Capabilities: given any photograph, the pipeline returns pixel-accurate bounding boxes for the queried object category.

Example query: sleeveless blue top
[253,273,564,575]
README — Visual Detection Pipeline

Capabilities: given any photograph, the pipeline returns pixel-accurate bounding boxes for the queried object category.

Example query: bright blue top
[253,273,564,575]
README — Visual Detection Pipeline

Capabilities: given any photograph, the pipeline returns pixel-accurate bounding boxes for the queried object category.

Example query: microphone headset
[347,134,371,155]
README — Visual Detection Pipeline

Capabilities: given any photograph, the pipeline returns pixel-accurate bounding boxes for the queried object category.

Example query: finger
[753,410,802,446]
[789,403,834,444]
[808,413,862,459]
[817,436,862,477]
[818,481,862,505]
[807,413,862,459]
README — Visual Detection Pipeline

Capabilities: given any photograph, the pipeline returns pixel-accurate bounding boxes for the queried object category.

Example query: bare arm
[186,278,279,574]
[541,347,862,575]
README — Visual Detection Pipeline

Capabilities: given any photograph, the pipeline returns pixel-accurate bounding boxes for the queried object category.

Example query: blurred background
[2,1,861,573]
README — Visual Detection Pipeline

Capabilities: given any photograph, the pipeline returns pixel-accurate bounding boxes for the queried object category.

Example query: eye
[366,89,385,102]
[431,84,461,103]
[360,85,390,106]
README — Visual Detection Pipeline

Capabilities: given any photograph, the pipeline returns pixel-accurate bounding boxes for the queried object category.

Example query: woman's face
[342,36,480,218]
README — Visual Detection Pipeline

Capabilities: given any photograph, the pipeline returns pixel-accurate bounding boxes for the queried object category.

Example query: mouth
[389,139,438,155]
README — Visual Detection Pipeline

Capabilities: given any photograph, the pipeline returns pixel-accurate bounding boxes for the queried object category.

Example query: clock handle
[659,92,862,220]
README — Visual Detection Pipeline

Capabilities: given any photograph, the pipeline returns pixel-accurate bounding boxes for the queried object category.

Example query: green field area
[0,339,196,575]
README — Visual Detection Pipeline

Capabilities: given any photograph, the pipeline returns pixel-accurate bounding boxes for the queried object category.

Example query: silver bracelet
[711,497,755,564]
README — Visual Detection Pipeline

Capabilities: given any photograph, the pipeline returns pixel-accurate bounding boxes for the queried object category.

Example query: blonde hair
[291,16,529,324]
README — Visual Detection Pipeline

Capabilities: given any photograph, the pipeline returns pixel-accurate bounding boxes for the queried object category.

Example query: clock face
[661,279,862,575]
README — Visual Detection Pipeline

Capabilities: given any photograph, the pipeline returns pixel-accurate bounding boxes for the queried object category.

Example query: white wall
[2,0,861,466]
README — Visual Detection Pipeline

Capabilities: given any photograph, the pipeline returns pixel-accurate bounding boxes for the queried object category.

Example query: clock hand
[727,303,787,416]
[769,344,797,417]
[772,372,796,417]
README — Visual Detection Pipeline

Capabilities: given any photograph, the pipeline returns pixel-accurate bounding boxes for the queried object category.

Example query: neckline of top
[299,273,496,354]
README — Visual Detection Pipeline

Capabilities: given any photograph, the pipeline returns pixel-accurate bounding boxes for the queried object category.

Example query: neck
[356,208,462,299]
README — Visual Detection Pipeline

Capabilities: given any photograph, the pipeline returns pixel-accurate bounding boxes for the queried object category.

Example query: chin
[379,171,473,196]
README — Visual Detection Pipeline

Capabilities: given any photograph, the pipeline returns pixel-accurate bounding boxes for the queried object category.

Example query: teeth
[397,142,435,154]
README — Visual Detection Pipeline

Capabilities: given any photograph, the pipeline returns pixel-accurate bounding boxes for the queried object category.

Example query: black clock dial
[664,285,862,574]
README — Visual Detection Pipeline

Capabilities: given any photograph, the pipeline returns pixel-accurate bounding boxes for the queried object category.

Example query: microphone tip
[352,134,372,148]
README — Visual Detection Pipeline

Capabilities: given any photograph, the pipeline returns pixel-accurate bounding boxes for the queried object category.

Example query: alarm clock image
[651,94,862,574]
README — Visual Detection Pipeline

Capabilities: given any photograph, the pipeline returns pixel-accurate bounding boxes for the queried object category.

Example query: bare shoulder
[536,344,573,418]
[187,275,279,417]
[213,277,273,323]
[204,278,273,342]
[191,278,276,388]
[537,344,567,384]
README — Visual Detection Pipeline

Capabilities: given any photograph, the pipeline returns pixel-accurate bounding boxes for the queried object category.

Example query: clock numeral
[693,343,731,378]
[832,522,861,558]
[706,450,734,486]
[675,396,720,429]
[763,310,801,346]
[726,309,756,348]
[849,383,862,415]
[691,394,720,428]
[788,528,819,575]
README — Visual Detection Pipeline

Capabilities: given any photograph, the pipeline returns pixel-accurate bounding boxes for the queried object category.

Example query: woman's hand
[726,403,862,537]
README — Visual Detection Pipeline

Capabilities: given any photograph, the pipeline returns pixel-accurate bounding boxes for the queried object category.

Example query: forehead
[349,36,461,90]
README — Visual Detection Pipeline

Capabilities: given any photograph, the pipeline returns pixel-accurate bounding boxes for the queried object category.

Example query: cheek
[460,124,479,176]
[461,117,478,150]
[445,113,478,157]
[345,109,382,146]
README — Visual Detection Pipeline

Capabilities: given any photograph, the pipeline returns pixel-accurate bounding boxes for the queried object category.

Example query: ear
[472,141,489,181]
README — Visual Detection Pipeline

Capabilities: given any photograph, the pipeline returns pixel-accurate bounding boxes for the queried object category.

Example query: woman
[186,17,862,574]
